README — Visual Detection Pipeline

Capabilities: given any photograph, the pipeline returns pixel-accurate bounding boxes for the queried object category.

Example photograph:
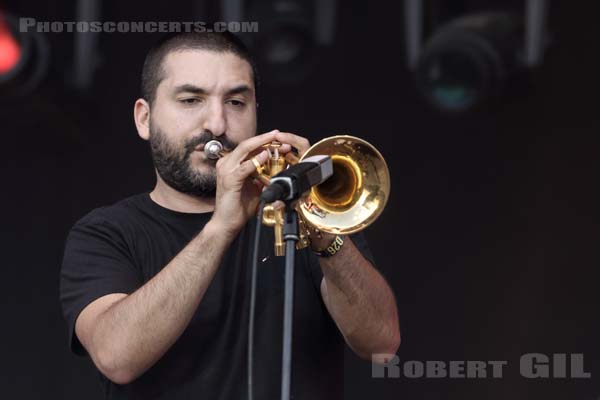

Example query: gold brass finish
[297,135,390,236]
[206,135,390,256]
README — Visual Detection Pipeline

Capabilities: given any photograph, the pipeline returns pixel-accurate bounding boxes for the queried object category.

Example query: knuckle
[236,162,251,176]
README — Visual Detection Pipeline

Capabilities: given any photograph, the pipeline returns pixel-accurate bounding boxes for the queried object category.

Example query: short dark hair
[141,31,259,105]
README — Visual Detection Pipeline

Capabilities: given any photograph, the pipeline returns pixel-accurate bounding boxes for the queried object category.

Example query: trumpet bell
[298,135,390,235]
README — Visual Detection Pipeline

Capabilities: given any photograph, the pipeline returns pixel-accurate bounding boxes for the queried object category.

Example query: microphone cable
[248,200,265,400]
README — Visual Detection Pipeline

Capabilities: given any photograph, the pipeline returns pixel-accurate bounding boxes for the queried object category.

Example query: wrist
[311,234,346,258]
[206,216,241,240]
[309,232,336,252]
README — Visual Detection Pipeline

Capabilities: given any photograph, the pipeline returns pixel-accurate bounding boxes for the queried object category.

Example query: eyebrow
[173,84,253,96]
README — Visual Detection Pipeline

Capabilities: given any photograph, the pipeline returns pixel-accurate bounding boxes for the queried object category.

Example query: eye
[227,99,245,107]
[179,98,201,105]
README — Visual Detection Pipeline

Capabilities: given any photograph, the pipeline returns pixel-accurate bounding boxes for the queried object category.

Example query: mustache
[184,132,236,157]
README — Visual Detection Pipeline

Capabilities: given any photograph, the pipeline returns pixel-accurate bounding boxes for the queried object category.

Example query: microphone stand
[280,201,299,400]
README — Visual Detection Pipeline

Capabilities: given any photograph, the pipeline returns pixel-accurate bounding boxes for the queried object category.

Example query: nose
[201,99,226,137]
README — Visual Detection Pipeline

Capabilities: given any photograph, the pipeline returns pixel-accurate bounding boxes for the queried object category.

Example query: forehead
[160,49,254,93]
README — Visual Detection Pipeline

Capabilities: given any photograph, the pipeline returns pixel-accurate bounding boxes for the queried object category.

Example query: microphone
[260,155,333,203]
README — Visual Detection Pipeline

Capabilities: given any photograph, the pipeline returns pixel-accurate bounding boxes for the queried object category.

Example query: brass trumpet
[205,135,390,256]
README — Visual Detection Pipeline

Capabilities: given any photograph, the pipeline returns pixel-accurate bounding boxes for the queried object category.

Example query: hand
[211,130,280,235]
[211,130,312,236]
[272,131,311,157]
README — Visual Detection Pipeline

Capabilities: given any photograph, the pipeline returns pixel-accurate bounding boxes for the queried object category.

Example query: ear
[134,98,151,141]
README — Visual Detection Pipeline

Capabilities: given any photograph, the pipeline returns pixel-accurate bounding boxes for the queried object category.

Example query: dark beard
[148,123,236,198]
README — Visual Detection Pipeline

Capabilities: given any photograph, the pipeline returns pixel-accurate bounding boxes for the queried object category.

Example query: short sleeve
[307,231,378,291]
[60,217,142,356]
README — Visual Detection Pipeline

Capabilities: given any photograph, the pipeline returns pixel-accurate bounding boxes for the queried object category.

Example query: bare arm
[271,131,401,362]
[76,219,235,384]
[76,130,284,384]
[316,235,401,363]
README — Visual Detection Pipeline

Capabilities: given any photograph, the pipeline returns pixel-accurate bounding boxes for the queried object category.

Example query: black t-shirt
[60,193,376,399]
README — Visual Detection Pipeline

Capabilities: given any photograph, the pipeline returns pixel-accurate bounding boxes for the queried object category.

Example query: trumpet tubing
[298,135,390,235]
[202,135,390,254]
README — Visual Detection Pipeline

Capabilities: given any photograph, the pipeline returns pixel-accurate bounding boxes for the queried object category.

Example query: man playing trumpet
[60,31,400,400]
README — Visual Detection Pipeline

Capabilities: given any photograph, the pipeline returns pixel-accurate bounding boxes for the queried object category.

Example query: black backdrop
[1,0,600,399]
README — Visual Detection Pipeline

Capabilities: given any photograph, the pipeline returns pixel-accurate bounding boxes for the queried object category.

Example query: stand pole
[281,205,299,400]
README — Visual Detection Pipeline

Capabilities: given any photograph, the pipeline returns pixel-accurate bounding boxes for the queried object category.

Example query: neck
[150,173,215,214]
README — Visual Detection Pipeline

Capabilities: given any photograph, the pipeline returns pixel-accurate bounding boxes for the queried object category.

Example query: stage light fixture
[404,0,549,113]
[417,12,522,112]
[221,0,337,84]
[0,18,21,75]
[0,10,49,99]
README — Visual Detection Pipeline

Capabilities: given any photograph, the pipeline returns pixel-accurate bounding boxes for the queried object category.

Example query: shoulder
[73,193,149,230]
[67,193,152,248]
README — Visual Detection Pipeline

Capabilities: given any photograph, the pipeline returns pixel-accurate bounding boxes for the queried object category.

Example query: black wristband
[313,235,345,258]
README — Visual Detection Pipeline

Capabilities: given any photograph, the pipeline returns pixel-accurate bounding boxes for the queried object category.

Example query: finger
[243,134,293,160]
[223,129,280,166]
[235,150,270,180]
[274,132,311,155]
[270,200,285,210]
[251,178,264,190]
[245,147,267,160]
[276,143,293,154]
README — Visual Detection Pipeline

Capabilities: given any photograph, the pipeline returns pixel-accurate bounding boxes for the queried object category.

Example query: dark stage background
[1,1,599,399]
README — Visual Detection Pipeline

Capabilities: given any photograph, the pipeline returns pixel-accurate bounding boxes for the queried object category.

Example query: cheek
[227,108,257,137]
[153,103,195,139]
[169,107,194,131]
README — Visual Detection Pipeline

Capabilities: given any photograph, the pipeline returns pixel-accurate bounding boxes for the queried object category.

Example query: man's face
[148,49,257,197]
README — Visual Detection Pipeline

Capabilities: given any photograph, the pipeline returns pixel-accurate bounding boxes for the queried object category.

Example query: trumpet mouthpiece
[205,140,223,159]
